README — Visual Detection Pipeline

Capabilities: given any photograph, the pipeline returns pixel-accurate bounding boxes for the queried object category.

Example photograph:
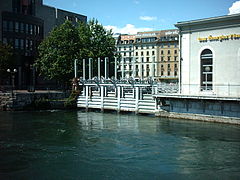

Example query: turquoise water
[0,110,239,179]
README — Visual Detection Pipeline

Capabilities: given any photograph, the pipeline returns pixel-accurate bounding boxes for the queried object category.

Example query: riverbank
[0,90,70,111]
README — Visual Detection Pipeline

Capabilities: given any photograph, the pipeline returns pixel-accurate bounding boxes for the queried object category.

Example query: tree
[35,19,116,86]
[35,21,80,85]
[0,42,14,83]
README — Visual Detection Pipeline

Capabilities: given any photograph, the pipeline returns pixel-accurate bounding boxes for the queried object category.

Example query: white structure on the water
[175,13,240,97]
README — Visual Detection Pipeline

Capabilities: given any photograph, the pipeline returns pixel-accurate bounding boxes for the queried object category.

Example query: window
[29,24,33,34]
[3,21,7,31]
[9,21,13,32]
[174,50,177,54]
[161,50,164,55]
[15,22,19,32]
[161,57,164,61]
[168,64,170,69]
[168,71,170,76]
[29,40,33,50]
[141,51,143,56]
[168,50,170,54]
[174,43,178,48]
[20,23,25,33]
[146,45,149,49]
[141,46,143,49]
[168,56,171,61]
[124,46,126,50]
[152,46,155,49]
[15,39,19,49]
[152,51,155,55]
[161,71,164,76]
[201,49,213,91]
[146,57,150,62]
[124,52,126,56]
[146,51,149,56]
[37,26,40,34]
[136,46,138,49]
[129,52,132,56]
[174,56,178,61]
[3,38,7,44]
[119,47,121,51]
[20,39,24,50]
[136,52,138,56]
[26,39,29,50]
[174,71,178,76]
[26,24,29,33]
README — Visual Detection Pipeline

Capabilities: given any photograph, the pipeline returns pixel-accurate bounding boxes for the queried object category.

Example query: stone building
[0,0,86,89]
[116,29,179,82]
[175,13,240,97]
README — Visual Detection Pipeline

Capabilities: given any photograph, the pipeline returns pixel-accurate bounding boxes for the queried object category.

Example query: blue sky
[44,0,240,34]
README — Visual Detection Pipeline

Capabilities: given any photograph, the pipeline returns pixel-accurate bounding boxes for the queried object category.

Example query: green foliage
[0,42,14,80]
[35,19,116,86]
[35,21,80,85]
[64,90,79,108]
[33,98,51,110]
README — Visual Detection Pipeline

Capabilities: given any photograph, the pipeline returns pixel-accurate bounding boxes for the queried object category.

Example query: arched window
[201,49,213,91]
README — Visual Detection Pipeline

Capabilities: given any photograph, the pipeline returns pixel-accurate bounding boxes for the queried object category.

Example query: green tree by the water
[35,19,116,85]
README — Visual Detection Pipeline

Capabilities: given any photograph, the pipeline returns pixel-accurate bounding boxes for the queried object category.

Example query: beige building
[157,30,179,82]
[116,29,179,82]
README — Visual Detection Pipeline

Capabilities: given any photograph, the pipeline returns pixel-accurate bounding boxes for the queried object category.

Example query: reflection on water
[0,110,239,179]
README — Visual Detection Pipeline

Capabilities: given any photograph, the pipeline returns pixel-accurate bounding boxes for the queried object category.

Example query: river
[0,110,239,179]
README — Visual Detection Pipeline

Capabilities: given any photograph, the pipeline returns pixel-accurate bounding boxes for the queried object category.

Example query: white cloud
[133,0,140,4]
[229,1,240,15]
[104,24,153,34]
[139,16,157,21]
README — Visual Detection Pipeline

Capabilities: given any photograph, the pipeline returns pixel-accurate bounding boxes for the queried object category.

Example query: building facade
[116,29,179,82]
[0,0,87,89]
[175,13,240,97]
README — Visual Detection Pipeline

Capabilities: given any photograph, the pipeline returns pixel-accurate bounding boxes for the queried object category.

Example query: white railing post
[135,86,139,114]
[89,58,92,79]
[101,86,104,111]
[85,85,89,111]
[117,86,121,112]
[83,59,86,80]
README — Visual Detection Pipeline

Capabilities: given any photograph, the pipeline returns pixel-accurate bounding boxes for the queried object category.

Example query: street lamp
[7,68,17,96]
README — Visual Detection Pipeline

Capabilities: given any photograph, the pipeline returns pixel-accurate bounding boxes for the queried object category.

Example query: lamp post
[7,68,17,96]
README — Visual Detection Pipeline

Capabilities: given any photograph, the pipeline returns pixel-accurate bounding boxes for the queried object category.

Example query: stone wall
[0,92,70,111]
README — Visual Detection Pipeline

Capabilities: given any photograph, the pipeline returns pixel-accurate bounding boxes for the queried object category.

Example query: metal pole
[89,58,92,79]
[115,57,117,79]
[74,59,77,78]
[98,57,101,79]
[83,59,86,80]
[105,57,108,79]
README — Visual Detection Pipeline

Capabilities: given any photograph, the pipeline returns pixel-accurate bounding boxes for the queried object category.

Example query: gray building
[0,0,86,89]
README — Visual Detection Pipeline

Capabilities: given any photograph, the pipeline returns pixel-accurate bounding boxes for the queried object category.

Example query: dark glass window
[3,21,7,31]
[15,22,19,32]
[9,21,13,32]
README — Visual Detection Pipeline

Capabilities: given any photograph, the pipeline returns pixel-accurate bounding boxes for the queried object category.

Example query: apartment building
[116,29,179,82]
[157,30,179,82]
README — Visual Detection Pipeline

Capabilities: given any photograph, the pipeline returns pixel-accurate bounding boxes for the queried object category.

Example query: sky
[44,0,240,34]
